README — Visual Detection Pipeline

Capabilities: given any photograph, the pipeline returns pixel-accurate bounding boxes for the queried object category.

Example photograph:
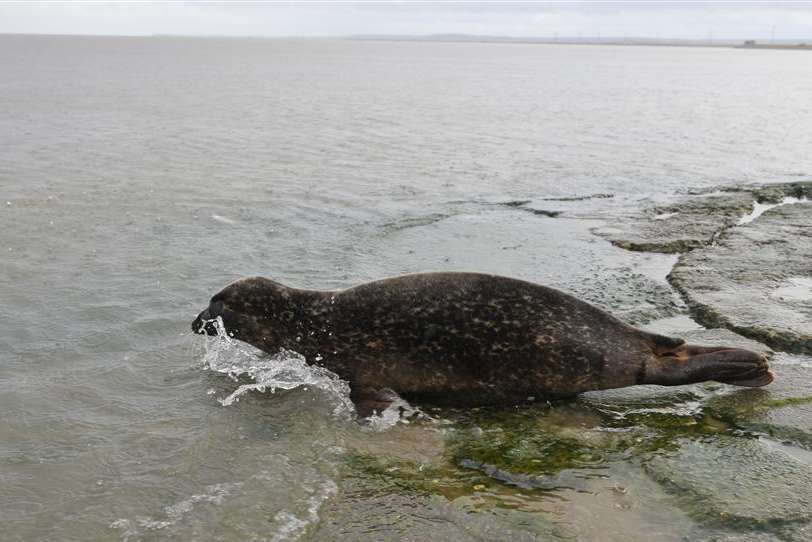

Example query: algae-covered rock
[332,400,709,541]
[325,357,812,541]
[315,462,564,541]
[669,203,812,354]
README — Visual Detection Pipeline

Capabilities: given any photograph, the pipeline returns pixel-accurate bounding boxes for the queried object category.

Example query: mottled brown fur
[192,273,772,407]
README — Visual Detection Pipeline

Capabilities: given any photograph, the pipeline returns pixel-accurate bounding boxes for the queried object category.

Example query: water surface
[1,35,812,541]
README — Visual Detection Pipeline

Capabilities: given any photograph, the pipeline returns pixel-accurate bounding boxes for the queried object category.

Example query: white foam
[738,196,808,225]
[110,482,243,540]
[770,276,812,302]
[111,469,339,542]
[653,212,678,220]
[164,482,239,521]
[211,214,237,225]
[270,479,338,542]
[363,392,422,432]
[201,317,355,418]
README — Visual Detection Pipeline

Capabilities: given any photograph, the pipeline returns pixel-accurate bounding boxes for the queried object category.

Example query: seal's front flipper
[350,386,400,419]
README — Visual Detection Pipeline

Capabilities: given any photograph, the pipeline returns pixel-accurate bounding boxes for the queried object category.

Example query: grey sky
[1,2,812,40]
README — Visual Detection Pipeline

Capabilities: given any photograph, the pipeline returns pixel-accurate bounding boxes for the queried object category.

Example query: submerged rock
[541,193,614,202]
[705,352,812,451]
[495,200,561,217]
[644,437,812,540]
[328,342,811,541]
[669,203,812,354]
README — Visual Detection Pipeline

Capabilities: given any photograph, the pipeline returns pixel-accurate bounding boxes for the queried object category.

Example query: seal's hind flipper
[351,387,400,419]
[643,342,772,387]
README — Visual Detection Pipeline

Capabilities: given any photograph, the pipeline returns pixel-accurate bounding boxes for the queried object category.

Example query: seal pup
[192,273,772,411]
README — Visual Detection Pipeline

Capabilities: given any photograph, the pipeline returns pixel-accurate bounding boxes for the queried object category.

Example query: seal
[192,273,773,411]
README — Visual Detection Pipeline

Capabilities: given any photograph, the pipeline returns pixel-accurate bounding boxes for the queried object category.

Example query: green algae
[761,395,812,409]
[338,382,812,541]
[347,394,751,497]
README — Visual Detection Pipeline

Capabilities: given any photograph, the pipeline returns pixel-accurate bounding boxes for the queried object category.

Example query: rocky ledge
[669,202,812,354]
[595,181,810,254]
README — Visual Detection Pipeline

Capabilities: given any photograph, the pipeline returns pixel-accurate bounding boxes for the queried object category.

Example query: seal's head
[192,277,306,352]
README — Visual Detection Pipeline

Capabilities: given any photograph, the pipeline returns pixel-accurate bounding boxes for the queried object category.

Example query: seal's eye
[280,310,295,322]
[209,300,225,318]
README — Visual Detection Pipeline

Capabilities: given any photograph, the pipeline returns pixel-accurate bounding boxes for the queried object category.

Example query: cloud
[1,2,811,40]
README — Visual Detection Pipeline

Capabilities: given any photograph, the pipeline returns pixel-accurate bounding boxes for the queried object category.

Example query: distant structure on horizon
[738,39,811,50]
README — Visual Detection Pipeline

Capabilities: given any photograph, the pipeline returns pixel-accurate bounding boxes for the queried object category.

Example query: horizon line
[2,32,811,41]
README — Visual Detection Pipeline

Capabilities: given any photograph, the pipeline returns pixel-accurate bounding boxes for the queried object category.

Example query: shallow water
[1,35,812,541]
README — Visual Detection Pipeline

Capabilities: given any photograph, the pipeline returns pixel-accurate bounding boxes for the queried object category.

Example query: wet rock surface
[593,192,755,253]
[669,202,812,354]
[594,181,810,254]
[727,181,812,204]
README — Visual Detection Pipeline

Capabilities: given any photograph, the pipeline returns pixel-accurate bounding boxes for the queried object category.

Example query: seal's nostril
[192,308,210,333]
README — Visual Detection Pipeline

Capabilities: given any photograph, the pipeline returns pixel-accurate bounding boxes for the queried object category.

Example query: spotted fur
[193,272,772,407]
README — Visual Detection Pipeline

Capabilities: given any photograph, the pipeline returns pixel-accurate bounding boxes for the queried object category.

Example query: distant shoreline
[1,33,811,50]
[351,34,812,51]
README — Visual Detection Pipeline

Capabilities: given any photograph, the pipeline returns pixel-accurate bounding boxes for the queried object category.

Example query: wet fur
[193,273,772,407]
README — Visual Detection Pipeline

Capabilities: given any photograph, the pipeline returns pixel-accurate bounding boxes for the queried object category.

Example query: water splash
[198,318,428,429]
[200,317,355,418]
[363,392,424,432]
[738,196,808,225]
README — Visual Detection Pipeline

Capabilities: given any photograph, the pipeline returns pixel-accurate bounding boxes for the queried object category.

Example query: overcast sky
[2,2,812,40]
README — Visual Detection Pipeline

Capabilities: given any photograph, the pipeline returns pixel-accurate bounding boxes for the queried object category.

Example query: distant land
[350,34,812,50]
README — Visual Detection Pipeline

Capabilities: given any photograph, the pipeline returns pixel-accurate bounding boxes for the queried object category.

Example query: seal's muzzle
[191,300,223,335]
